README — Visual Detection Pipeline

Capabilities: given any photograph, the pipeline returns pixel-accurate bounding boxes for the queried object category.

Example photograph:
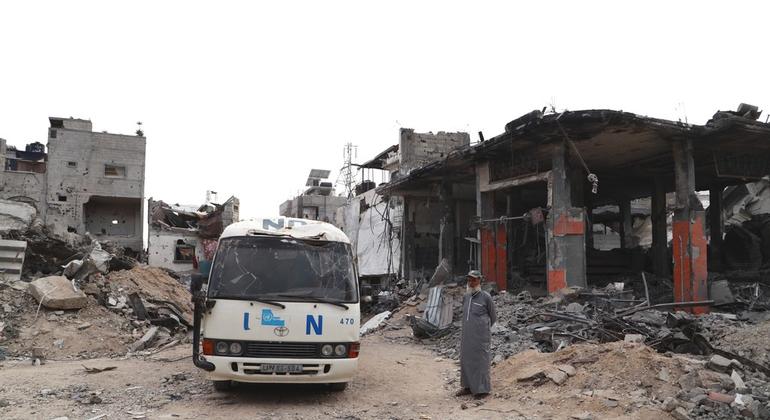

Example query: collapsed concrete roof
[378,107,770,206]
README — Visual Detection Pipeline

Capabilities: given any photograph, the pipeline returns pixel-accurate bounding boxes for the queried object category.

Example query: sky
[1,1,769,219]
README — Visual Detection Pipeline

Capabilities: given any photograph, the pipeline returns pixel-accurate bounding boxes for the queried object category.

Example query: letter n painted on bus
[306,314,323,335]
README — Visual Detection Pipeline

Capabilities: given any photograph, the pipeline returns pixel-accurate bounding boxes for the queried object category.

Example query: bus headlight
[215,341,229,355]
[229,342,243,355]
[321,344,333,357]
[334,344,347,356]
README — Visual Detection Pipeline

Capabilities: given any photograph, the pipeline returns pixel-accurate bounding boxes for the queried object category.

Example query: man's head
[467,270,482,292]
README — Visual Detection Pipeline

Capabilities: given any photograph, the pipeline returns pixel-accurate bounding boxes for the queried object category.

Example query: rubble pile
[0,265,192,361]
[492,339,770,420]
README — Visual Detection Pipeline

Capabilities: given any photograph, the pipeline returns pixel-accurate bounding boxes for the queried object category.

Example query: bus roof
[220,217,351,244]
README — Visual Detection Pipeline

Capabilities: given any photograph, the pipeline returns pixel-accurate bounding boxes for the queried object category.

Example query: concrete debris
[28,276,88,310]
[731,370,748,394]
[0,199,36,232]
[545,369,568,385]
[707,355,734,373]
[360,311,392,336]
[130,326,159,352]
[0,239,27,283]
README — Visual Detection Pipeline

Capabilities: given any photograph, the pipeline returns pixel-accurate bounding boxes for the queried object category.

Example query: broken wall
[399,129,470,176]
[147,229,204,272]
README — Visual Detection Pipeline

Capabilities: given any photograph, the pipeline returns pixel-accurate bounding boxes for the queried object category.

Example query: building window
[104,165,126,177]
[57,194,67,202]
[174,240,196,263]
[66,161,77,168]
[49,129,57,138]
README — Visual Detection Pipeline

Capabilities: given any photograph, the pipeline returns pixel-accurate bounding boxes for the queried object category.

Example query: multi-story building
[0,117,146,251]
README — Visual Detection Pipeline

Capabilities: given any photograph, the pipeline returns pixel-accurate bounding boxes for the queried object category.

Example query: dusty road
[0,333,516,420]
[0,327,673,420]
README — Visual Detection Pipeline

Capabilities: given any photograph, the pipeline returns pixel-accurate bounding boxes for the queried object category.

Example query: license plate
[260,363,303,373]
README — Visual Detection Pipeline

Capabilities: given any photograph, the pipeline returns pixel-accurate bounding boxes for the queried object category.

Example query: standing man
[456,270,496,398]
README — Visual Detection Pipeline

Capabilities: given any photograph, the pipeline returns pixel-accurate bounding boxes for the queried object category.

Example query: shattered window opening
[208,236,358,303]
[174,240,196,263]
[104,164,126,178]
[66,161,77,168]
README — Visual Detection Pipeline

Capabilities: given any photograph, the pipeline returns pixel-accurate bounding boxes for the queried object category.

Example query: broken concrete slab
[707,355,733,373]
[28,276,88,310]
[130,326,159,351]
[731,370,748,394]
[0,239,27,283]
[0,199,36,232]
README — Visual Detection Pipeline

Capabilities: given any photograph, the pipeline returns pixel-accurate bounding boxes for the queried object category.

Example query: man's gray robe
[459,289,497,395]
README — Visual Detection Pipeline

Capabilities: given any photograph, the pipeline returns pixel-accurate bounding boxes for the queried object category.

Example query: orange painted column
[672,138,709,314]
[546,141,587,293]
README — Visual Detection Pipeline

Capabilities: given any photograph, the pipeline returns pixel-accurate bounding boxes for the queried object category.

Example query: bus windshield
[208,236,358,303]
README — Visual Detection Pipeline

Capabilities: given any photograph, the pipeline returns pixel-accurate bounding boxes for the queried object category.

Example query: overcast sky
[1,1,768,218]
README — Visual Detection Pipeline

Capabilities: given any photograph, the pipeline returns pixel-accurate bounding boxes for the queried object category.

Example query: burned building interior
[375,104,770,314]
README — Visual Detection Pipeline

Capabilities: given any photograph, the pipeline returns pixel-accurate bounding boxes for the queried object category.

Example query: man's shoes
[473,393,490,399]
[454,388,472,396]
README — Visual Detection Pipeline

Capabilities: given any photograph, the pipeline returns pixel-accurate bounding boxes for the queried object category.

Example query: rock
[53,339,64,349]
[678,371,704,390]
[516,367,546,382]
[594,389,621,401]
[130,326,159,351]
[570,412,593,420]
[731,370,749,394]
[658,367,671,382]
[708,391,735,404]
[2,304,11,313]
[602,399,619,408]
[492,354,503,365]
[546,369,568,385]
[662,397,679,412]
[698,370,733,391]
[671,407,691,420]
[556,364,577,377]
[623,334,645,344]
[0,399,9,407]
[77,323,92,331]
[707,355,733,373]
[565,302,584,313]
[28,276,88,310]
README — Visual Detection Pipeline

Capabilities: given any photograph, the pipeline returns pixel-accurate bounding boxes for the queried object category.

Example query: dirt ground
[0,326,680,420]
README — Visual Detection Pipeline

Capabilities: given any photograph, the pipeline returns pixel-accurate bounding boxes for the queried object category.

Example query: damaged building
[378,104,770,314]
[147,195,239,272]
[0,117,146,251]
[331,129,470,301]
[279,169,347,222]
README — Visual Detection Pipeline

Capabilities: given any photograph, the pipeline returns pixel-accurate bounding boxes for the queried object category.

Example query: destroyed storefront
[380,105,770,314]
[147,196,239,272]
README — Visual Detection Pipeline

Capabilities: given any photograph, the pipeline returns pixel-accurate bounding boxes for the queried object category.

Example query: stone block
[28,276,88,310]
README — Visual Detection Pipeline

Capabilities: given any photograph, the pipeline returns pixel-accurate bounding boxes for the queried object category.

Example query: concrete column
[672,138,709,314]
[619,199,633,249]
[438,183,455,271]
[476,163,494,271]
[709,183,724,272]
[402,198,416,280]
[546,141,587,293]
[651,177,669,276]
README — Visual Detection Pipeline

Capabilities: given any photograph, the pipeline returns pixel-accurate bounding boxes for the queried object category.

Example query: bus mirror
[190,274,205,293]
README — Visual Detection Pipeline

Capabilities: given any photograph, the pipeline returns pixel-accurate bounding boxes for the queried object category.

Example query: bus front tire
[329,382,348,392]
[213,380,232,391]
